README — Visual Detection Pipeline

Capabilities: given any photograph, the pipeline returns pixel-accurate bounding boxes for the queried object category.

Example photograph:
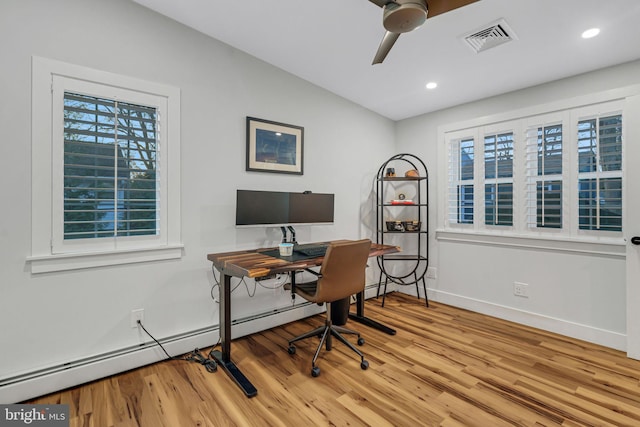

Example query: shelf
[376,153,429,288]
[380,230,427,234]
[379,176,425,182]
[376,154,430,307]
[379,254,428,262]
[381,203,427,207]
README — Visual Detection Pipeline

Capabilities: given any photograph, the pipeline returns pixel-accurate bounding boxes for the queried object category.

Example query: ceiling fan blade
[425,0,479,19]
[368,0,394,8]
[372,31,401,64]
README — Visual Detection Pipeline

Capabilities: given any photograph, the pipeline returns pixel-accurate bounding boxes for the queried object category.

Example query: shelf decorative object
[375,153,429,307]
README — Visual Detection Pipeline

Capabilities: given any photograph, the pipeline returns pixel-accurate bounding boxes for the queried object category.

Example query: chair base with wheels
[287,299,369,377]
[285,239,373,377]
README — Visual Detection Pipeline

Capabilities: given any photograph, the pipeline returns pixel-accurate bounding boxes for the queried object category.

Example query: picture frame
[246,116,304,175]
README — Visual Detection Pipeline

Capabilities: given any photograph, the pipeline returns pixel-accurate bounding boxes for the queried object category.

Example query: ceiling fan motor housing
[383,1,428,33]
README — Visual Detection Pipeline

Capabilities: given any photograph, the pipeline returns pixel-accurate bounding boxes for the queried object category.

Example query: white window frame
[29,57,182,273]
[438,86,639,255]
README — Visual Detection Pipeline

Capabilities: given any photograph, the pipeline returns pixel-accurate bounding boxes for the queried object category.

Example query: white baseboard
[1,284,385,404]
[6,283,623,403]
[0,327,218,404]
[398,287,627,352]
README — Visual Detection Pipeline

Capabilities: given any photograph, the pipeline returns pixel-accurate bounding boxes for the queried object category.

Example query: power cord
[136,319,218,373]
[210,265,288,302]
[210,265,246,302]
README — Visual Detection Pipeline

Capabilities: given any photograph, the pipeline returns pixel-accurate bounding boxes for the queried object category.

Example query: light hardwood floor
[26,293,640,426]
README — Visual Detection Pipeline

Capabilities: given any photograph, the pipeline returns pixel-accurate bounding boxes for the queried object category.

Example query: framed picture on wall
[246,116,304,175]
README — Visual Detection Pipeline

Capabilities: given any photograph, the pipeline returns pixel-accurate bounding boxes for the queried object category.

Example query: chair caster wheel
[288,345,296,355]
[360,360,369,370]
[357,337,365,346]
[311,366,320,377]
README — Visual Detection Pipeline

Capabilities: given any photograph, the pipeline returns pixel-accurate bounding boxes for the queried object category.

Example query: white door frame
[625,93,640,359]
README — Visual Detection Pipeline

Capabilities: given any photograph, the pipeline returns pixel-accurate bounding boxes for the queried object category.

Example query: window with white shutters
[30,57,181,272]
[442,99,624,241]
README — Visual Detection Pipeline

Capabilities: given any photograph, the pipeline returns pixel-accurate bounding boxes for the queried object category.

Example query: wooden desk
[207,241,400,397]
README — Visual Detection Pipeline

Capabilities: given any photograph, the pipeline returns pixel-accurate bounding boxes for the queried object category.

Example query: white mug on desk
[279,243,294,256]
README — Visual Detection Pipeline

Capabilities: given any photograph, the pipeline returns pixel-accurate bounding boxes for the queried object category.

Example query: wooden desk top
[207,241,400,279]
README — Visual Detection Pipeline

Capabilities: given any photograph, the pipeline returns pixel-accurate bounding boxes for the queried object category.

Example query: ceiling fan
[369,0,479,64]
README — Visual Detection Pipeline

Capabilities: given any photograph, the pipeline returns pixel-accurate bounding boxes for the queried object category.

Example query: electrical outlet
[131,309,144,328]
[426,267,437,279]
[514,282,529,298]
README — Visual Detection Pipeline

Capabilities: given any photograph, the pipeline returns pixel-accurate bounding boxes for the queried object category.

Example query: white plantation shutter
[440,97,626,241]
[447,136,475,226]
[484,132,514,226]
[577,113,623,231]
[525,122,563,229]
[63,93,160,240]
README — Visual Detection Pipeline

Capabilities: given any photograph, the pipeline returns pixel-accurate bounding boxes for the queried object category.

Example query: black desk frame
[209,272,257,397]
[350,292,396,335]
[209,248,396,398]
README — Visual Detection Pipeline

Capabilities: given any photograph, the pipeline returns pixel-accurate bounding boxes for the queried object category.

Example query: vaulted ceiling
[132,0,640,121]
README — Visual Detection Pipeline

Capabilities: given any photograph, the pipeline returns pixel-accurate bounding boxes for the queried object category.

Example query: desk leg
[209,273,257,398]
[348,291,396,335]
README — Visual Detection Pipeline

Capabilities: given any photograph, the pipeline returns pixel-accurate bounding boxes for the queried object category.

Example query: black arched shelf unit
[375,153,429,307]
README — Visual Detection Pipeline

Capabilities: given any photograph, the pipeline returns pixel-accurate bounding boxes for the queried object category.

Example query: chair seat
[285,280,319,300]
[293,281,319,301]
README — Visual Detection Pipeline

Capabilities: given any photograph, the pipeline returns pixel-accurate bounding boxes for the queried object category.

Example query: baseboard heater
[1,284,385,402]
[0,302,329,404]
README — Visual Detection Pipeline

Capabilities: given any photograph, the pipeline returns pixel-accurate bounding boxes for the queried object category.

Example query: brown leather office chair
[287,239,372,377]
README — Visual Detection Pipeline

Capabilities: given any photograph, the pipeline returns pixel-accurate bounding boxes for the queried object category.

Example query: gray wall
[0,0,395,402]
[395,59,640,351]
[2,0,638,404]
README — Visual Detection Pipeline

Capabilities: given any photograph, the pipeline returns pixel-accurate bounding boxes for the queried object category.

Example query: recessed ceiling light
[582,28,600,39]
[425,82,438,90]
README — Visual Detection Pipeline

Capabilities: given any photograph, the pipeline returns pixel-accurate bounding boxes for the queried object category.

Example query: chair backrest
[313,239,372,303]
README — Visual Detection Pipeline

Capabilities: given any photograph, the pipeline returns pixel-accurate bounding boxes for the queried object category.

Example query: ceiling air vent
[462,19,516,53]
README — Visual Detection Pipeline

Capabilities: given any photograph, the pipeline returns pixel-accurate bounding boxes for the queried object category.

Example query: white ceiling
[132,0,640,121]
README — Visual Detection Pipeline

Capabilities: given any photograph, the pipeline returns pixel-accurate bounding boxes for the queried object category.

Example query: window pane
[578,119,597,173]
[63,92,158,240]
[598,115,622,172]
[578,115,622,173]
[452,138,474,225]
[484,135,496,179]
[458,184,474,224]
[579,178,622,231]
[577,114,622,233]
[538,124,562,175]
[537,180,562,228]
[460,139,474,180]
[497,134,514,178]
[485,183,513,226]
[485,132,513,179]
[485,184,495,225]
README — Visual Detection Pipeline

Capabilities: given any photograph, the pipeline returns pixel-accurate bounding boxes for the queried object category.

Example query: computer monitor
[235,190,334,226]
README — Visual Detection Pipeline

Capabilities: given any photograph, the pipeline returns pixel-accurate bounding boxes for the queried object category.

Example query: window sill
[27,245,184,274]
[435,230,625,258]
